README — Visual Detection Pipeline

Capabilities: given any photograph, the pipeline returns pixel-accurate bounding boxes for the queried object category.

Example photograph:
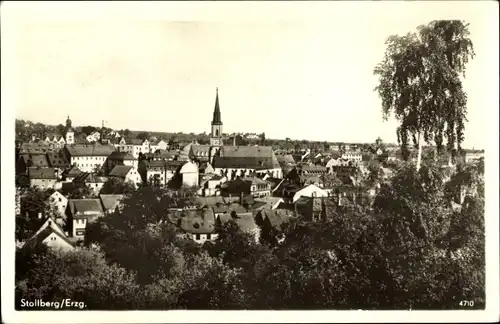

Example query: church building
[189,88,283,180]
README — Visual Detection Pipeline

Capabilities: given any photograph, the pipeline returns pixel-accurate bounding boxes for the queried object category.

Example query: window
[207,234,211,240]
[195,234,200,240]
[59,198,62,202]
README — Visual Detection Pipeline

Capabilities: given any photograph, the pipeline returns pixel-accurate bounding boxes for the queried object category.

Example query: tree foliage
[100,178,136,195]
[374,20,475,164]
[17,162,484,310]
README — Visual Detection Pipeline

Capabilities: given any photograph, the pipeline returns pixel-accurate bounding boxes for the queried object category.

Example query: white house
[341,152,362,163]
[180,161,199,187]
[48,191,68,220]
[157,140,169,151]
[292,184,329,203]
[64,144,115,173]
[22,218,74,252]
[109,165,141,187]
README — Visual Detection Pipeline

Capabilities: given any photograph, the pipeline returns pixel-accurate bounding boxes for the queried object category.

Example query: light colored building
[157,140,169,151]
[22,218,74,253]
[463,150,484,163]
[341,152,362,163]
[64,143,115,173]
[67,199,105,240]
[142,160,183,187]
[109,165,141,187]
[197,175,227,197]
[73,172,108,194]
[116,138,156,158]
[180,161,199,187]
[28,167,58,190]
[292,184,329,203]
[48,191,68,220]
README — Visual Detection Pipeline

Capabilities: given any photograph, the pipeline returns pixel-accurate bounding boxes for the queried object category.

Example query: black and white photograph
[1,1,499,323]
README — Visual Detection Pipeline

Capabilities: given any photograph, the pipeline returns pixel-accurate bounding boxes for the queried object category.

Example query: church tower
[209,88,223,164]
[210,88,223,147]
[65,115,74,145]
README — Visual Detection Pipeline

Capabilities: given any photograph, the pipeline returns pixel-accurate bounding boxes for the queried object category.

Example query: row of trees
[16,158,485,310]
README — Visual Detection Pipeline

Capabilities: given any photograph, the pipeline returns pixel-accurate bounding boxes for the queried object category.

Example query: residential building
[62,165,82,182]
[46,151,70,172]
[73,172,108,194]
[292,184,329,203]
[109,165,141,186]
[294,196,337,222]
[22,220,74,253]
[463,150,484,163]
[48,191,68,221]
[253,196,285,211]
[116,138,155,158]
[85,131,101,143]
[157,139,169,151]
[100,194,125,214]
[28,167,58,190]
[218,211,260,243]
[67,199,105,240]
[197,174,227,197]
[17,154,50,174]
[141,160,183,187]
[104,151,137,175]
[179,161,199,187]
[221,177,272,198]
[341,151,362,163]
[175,208,218,244]
[64,143,115,173]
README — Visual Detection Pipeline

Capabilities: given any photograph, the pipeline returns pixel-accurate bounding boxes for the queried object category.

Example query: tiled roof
[73,172,108,183]
[23,226,74,250]
[190,145,211,156]
[108,151,135,160]
[20,142,59,154]
[146,160,184,171]
[219,212,258,233]
[258,209,291,229]
[179,208,216,234]
[28,167,57,179]
[109,165,133,178]
[194,196,239,207]
[64,165,82,177]
[100,194,124,212]
[65,144,115,157]
[68,199,104,218]
[277,154,296,165]
[241,176,269,185]
[21,154,50,168]
[46,152,69,168]
[214,146,281,170]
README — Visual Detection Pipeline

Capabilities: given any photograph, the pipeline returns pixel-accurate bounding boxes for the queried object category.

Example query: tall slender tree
[374,20,475,170]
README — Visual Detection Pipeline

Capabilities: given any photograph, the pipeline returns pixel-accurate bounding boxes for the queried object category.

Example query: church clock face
[212,139,220,146]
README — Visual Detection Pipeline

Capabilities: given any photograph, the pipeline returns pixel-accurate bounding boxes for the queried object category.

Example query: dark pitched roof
[146,160,184,171]
[194,196,239,208]
[23,226,74,250]
[28,167,57,179]
[20,142,59,154]
[65,143,115,157]
[68,199,104,218]
[179,208,216,234]
[46,152,70,168]
[73,172,108,183]
[109,165,133,178]
[20,153,51,168]
[64,165,82,177]
[219,212,258,233]
[100,194,125,212]
[214,146,280,170]
[108,151,135,160]
[259,209,291,230]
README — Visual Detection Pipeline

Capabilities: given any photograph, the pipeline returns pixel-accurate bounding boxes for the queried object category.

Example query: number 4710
[459,300,475,307]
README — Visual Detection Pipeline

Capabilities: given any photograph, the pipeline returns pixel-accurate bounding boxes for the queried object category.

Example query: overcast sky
[4,1,498,149]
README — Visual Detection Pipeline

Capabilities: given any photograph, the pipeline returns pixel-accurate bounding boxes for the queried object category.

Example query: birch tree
[374,20,475,170]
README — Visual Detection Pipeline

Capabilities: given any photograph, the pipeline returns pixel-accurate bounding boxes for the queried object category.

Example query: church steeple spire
[212,87,222,125]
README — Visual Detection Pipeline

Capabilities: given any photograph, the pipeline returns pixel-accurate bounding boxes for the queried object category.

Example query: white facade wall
[71,156,109,173]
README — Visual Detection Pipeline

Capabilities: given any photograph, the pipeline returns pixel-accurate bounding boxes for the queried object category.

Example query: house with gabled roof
[62,165,82,182]
[64,143,115,173]
[28,167,58,190]
[73,172,108,194]
[21,218,74,252]
[104,151,137,174]
[66,198,105,240]
[100,194,125,214]
[109,165,140,186]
